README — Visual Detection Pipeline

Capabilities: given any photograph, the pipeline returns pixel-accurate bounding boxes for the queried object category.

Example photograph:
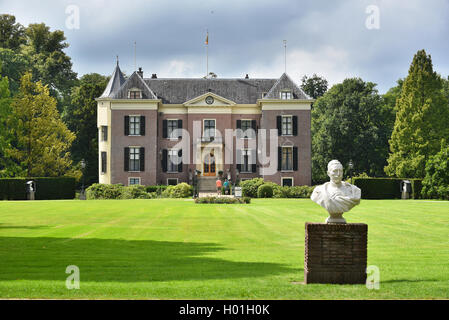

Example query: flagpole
[206,30,209,77]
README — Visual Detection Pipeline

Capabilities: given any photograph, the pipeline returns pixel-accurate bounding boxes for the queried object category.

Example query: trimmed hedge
[353,178,423,199]
[0,177,76,200]
[195,196,251,204]
[240,178,315,198]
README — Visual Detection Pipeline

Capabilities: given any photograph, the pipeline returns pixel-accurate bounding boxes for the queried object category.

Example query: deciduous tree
[301,74,328,99]
[7,73,75,177]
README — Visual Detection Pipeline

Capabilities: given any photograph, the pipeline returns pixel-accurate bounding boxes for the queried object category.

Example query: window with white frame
[167,120,178,139]
[128,90,142,99]
[282,177,293,187]
[204,120,216,138]
[167,178,178,186]
[129,147,141,171]
[281,147,293,171]
[282,115,293,136]
[129,116,141,135]
[167,149,179,173]
[129,177,141,185]
[280,91,292,100]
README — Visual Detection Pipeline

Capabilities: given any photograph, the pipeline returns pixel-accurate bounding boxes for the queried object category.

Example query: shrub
[278,185,315,198]
[86,183,125,200]
[121,185,150,199]
[195,196,251,204]
[422,143,449,200]
[162,183,193,198]
[145,185,168,193]
[0,177,76,200]
[257,184,274,198]
[239,178,265,198]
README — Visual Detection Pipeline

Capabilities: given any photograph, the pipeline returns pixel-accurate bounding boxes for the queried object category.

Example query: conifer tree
[7,72,75,177]
[385,50,449,178]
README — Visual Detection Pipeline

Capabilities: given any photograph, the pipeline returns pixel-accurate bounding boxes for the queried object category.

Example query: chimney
[151,73,158,79]
[137,67,143,78]
[245,74,249,79]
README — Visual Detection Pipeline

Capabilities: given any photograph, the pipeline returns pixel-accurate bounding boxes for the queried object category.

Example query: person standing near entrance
[223,179,230,195]
[216,178,222,196]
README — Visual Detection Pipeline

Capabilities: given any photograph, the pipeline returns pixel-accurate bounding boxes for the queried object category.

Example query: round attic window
[205,96,214,105]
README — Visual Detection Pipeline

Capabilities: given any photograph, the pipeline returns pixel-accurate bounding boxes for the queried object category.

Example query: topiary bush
[239,178,265,198]
[162,182,193,198]
[257,183,274,198]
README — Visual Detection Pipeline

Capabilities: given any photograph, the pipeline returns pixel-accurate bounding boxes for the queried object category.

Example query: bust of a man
[311,160,361,224]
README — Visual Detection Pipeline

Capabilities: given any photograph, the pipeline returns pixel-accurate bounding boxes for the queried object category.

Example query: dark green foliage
[257,184,273,198]
[301,74,328,99]
[63,73,109,186]
[86,183,125,200]
[145,185,169,193]
[274,186,315,198]
[353,178,422,199]
[312,78,389,183]
[385,50,449,178]
[161,183,193,198]
[0,14,26,51]
[240,178,264,198]
[121,185,151,199]
[0,178,27,200]
[421,142,449,199]
[0,177,75,200]
[33,177,76,200]
[195,196,251,204]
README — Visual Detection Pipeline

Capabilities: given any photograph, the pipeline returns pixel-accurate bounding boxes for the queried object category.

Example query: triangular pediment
[183,92,236,107]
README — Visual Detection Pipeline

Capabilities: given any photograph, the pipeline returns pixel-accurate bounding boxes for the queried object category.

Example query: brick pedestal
[304,223,367,284]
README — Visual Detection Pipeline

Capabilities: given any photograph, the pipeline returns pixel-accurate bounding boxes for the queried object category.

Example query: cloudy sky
[2,0,449,93]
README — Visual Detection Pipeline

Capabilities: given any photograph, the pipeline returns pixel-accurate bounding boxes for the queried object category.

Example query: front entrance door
[203,153,216,176]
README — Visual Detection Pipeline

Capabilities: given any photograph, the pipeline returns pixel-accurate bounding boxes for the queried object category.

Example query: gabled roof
[263,73,311,100]
[112,72,157,100]
[99,62,126,98]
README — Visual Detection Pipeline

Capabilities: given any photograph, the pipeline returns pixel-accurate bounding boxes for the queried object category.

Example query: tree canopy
[385,50,449,178]
[6,73,76,177]
[301,74,328,99]
[311,78,390,183]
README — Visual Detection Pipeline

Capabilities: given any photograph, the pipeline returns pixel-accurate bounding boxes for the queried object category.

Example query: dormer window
[280,90,292,100]
[128,89,142,99]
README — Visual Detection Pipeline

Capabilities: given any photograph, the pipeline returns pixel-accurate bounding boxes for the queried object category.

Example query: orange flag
[205,32,209,45]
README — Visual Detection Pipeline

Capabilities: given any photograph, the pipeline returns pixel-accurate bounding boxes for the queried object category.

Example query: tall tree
[311,78,389,183]
[7,72,75,177]
[0,14,26,51]
[301,74,328,99]
[0,64,20,177]
[21,23,78,111]
[63,73,109,185]
[385,50,449,178]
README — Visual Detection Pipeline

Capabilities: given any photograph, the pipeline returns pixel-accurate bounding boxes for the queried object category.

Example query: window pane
[167,120,178,138]
[282,147,292,170]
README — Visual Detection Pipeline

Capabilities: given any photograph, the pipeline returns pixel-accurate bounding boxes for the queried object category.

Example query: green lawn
[0,199,448,299]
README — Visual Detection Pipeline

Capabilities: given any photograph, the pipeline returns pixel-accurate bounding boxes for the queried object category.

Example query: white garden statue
[311,160,361,224]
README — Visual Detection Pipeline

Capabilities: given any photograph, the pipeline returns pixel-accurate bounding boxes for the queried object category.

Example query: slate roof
[99,62,126,98]
[144,78,278,104]
[264,73,311,100]
[99,67,312,104]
